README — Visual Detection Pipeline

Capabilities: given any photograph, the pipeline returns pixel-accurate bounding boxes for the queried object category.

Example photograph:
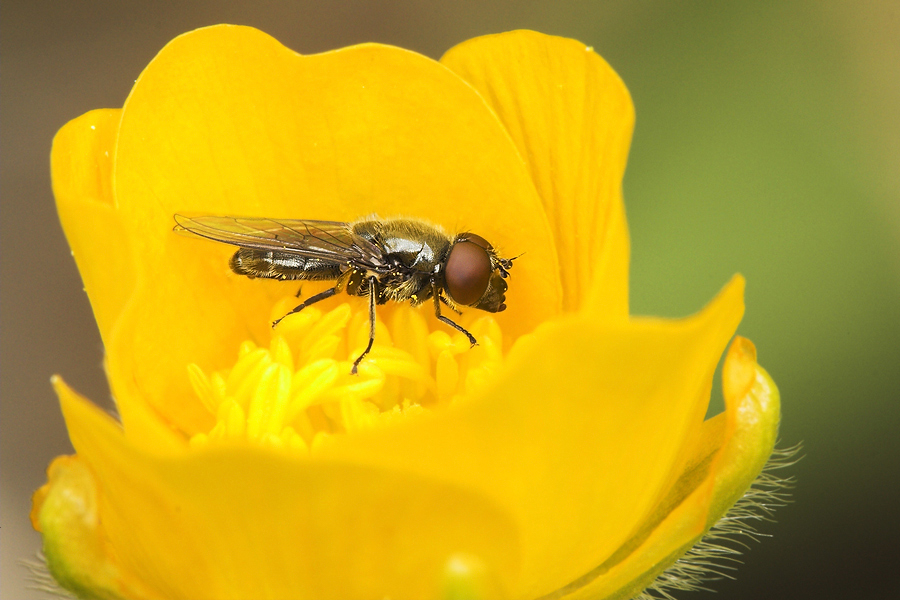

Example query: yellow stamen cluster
[187,297,504,451]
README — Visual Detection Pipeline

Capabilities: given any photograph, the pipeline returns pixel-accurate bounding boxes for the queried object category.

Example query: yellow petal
[103,25,560,434]
[54,378,520,600]
[319,276,745,598]
[442,31,634,318]
[553,336,780,599]
[51,110,197,443]
[51,109,134,345]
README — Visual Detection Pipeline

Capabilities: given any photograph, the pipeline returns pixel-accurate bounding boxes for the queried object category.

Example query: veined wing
[174,215,385,268]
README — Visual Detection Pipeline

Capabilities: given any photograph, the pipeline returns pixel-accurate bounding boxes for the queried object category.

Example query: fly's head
[444,233,514,313]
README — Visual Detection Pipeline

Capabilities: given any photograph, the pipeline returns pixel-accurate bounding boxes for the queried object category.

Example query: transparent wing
[173,214,385,268]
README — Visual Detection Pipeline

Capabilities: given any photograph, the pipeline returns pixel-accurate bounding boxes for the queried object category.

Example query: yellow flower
[32,26,784,600]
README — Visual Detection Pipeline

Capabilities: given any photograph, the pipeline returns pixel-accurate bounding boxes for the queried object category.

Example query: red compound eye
[445,240,492,306]
[460,233,492,250]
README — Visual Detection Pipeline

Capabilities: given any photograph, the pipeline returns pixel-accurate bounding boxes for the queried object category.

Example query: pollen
[187,297,505,451]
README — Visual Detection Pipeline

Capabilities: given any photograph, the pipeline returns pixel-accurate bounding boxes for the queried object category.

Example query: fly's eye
[459,233,493,251]
[446,240,492,306]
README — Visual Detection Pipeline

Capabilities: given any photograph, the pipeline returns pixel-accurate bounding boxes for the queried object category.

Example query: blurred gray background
[3,1,898,598]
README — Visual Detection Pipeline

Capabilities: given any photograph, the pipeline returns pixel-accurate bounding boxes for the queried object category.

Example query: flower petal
[54,379,521,600]
[106,25,560,433]
[442,31,634,318]
[319,275,745,598]
[52,109,134,345]
[554,336,781,599]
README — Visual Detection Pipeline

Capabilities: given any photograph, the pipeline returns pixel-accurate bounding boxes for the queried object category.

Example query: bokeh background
[3,1,898,598]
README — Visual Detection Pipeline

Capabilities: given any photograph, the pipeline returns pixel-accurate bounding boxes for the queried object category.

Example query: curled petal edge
[537,336,780,600]
[52,109,135,347]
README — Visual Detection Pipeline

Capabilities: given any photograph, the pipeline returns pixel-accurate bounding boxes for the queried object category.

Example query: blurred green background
[2,1,897,598]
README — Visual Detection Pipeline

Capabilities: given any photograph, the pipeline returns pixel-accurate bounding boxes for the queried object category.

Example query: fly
[173,214,515,374]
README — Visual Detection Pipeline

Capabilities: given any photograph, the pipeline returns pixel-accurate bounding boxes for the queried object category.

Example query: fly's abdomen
[230,249,342,281]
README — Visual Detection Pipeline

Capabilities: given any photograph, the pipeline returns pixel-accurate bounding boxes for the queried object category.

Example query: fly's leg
[351,276,379,375]
[432,281,477,347]
[272,287,338,327]
[439,295,462,315]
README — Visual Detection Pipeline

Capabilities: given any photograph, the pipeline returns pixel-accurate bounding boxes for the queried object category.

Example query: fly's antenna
[498,252,522,277]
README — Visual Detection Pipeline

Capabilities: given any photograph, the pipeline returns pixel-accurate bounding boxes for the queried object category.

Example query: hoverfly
[173,215,515,373]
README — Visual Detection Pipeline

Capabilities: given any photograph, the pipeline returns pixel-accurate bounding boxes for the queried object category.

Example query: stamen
[188,301,505,451]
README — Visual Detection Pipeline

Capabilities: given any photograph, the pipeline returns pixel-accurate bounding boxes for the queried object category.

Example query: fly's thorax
[351,218,453,273]
[348,218,453,304]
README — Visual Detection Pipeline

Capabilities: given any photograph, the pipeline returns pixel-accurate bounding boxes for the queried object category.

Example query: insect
[173,214,515,373]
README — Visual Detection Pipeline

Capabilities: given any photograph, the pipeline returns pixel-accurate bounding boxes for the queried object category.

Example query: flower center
[187,296,505,452]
